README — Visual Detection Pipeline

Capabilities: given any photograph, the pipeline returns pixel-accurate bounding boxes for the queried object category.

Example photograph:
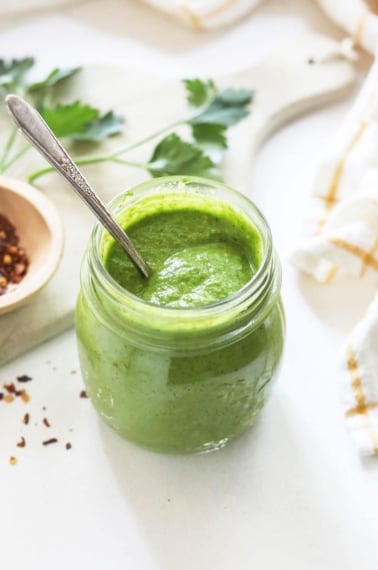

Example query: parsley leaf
[1,57,128,178]
[183,79,252,164]
[183,78,216,108]
[27,66,81,93]
[0,57,34,93]
[192,123,227,148]
[41,101,124,141]
[216,88,253,107]
[184,78,253,128]
[192,123,227,163]
[71,111,124,142]
[190,88,253,127]
[192,104,249,127]
[148,133,216,178]
[41,101,99,138]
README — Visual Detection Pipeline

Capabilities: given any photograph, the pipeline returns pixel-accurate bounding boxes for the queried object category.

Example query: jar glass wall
[76,176,285,453]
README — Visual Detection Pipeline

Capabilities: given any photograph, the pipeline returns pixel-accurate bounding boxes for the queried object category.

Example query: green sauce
[76,182,285,453]
[105,208,262,306]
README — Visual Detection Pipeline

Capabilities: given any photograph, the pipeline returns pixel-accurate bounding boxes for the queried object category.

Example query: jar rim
[88,175,274,323]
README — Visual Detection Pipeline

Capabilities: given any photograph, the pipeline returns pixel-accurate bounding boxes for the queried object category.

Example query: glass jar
[76,176,285,453]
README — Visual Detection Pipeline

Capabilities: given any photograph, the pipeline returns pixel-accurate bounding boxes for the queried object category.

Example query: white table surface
[0,1,377,569]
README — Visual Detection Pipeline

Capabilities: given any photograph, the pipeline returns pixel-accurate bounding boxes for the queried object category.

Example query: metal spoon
[5,94,150,279]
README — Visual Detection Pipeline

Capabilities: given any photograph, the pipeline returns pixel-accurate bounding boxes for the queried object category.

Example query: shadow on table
[98,392,363,570]
[361,456,378,473]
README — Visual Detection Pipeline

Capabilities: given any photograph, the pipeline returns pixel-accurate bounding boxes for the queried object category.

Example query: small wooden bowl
[0,176,64,315]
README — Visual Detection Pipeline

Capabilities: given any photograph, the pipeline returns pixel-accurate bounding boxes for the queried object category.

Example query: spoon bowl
[0,175,64,315]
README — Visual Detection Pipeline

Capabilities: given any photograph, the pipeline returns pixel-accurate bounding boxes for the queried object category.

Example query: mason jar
[76,176,285,453]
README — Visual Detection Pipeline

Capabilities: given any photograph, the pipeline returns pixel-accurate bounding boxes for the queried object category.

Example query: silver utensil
[5,94,150,279]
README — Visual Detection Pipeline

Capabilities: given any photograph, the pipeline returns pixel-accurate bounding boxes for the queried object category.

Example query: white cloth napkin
[140,0,378,51]
[317,0,378,54]
[340,293,378,455]
[3,0,378,55]
[141,0,262,29]
[0,0,84,16]
[291,58,378,456]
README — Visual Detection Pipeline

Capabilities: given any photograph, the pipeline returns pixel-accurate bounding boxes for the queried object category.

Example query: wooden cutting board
[0,32,356,364]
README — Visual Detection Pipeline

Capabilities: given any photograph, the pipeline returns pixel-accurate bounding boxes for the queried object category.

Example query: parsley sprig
[0,58,123,174]
[0,58,253,184]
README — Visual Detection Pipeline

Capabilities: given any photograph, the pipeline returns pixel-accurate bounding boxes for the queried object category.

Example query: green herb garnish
[27,66,81,93]
[147,133,215,178]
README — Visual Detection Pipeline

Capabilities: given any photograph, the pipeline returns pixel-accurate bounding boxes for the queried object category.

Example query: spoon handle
[5,94,150,279]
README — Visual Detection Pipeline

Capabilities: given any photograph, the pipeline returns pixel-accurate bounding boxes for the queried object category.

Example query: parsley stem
[110,157,148,169]
[28,154,109,183]
[0,127,18,172]
[28,154,149,184]
[1,143,32,173]
[27,120,183,183]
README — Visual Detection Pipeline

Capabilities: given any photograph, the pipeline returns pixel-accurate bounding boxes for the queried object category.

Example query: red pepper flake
[9,456,17,465]
[65,443,72,450]
[4,394,14,403]
[42,418,50,428]
[23,413,29,425]
[20,390,30,403]
[42,438,58,446]
[80,390,88,398]
[0,213,29,295]
[16,375,32,383]
[16,436,26,448]
[4,382,16,393]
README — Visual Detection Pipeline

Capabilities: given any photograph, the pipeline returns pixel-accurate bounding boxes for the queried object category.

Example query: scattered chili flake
[4,383,31,401]
[0,214,29,295]
[42,438,58,446]
[1,372,83,462]
[20,390,30,403]
[16,375,32,383]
